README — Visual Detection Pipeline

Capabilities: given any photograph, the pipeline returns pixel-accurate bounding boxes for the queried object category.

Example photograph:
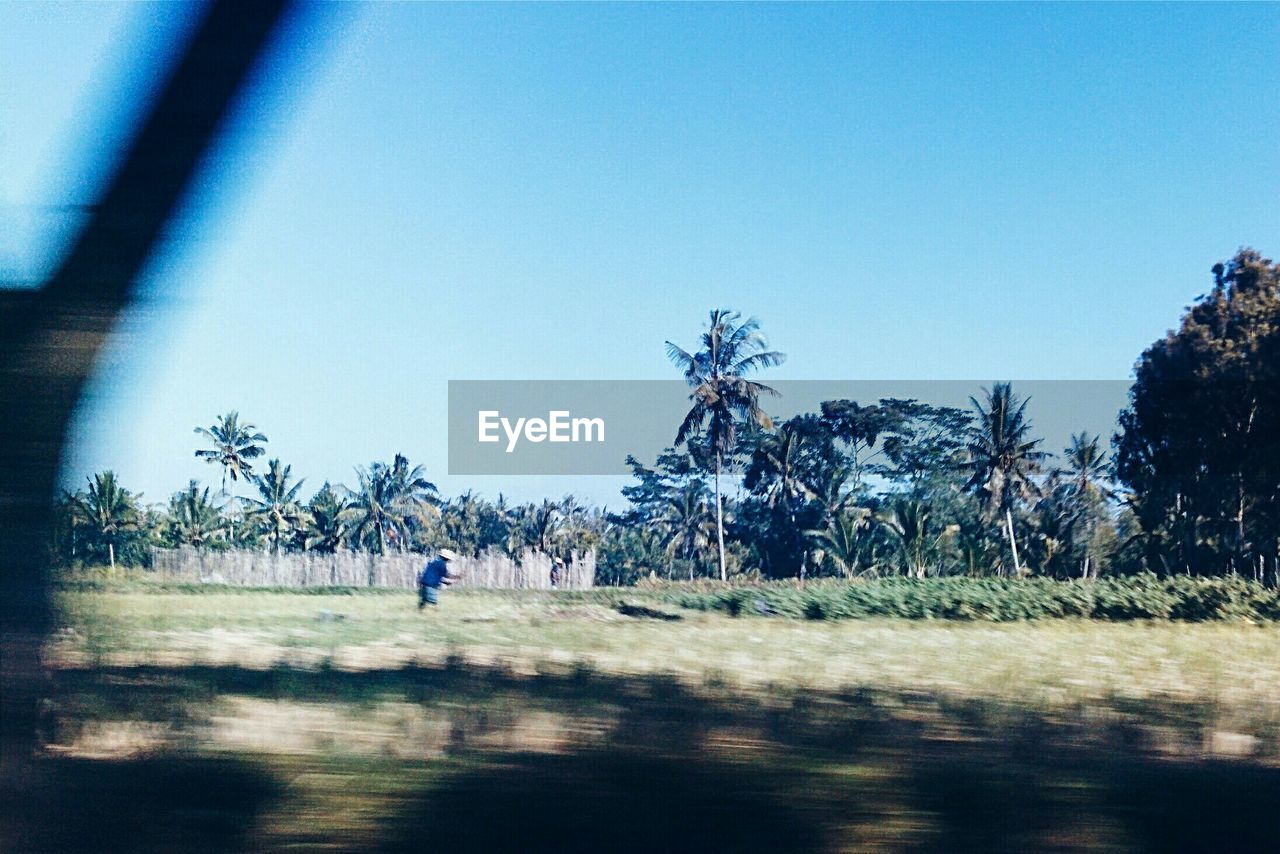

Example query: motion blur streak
[0,0,295,776]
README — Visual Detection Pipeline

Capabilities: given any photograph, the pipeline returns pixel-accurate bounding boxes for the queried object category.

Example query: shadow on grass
[1,755,280,853]
[905,746,1280,853]
[18,660,1280,852]
[373,749,830,854]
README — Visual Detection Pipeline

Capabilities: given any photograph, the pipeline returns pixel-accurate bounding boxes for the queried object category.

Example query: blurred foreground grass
[8,585,1279,852]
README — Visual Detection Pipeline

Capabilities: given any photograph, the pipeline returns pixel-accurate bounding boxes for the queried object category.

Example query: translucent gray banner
[447,380,1131,475]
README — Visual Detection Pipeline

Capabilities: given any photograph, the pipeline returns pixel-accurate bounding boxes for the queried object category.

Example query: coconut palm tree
[245,459,307,554]
[962,383,1047,575]
[804,507,873,578]
[745,420,816,579]
[194,411,267,538]
[667,309,785,580]
[878,497,956,579]
[808,462,859,524]
[953,514,1000,577]
[1057,432,1114,578]
[71,471,140,571]
[343,455,437,554]
[387,453,439,549]
[440,491,484,556]
[553,495,605,563]
[305,482,351,553]
[1060,432,1111,500]
[164,480,224,548]
[1027,480,1078,578]
[510,499,560,555]
[660,480,715,579]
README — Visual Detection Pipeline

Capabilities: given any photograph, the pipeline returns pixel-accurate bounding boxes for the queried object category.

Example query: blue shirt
[418,557,447,588]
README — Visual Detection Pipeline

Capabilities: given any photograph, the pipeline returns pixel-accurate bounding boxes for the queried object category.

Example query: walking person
[418,548,458,610]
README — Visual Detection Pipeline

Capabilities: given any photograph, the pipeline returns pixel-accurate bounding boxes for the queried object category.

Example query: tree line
[51,440,605,572]
[52,249,1279,587]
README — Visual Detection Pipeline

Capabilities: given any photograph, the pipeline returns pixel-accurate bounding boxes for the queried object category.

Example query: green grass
[54,587,1280,714]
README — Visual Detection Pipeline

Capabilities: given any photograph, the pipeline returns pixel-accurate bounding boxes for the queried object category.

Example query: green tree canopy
[1115,248,1280,579]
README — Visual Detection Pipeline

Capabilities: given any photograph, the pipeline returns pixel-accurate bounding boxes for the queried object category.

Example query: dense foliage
[1115,249,1280,581]
[671,574,1280,622]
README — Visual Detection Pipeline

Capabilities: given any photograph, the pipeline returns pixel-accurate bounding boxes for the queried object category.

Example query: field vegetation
[16,583,1279,852]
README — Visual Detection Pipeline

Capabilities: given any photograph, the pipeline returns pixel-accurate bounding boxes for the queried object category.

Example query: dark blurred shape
[0,0,294,769]
[375,750,827,854]
[616,601,683,620]
[2,756,281,853]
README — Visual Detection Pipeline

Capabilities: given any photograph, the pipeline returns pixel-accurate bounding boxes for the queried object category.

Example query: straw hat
[438,548,459,562]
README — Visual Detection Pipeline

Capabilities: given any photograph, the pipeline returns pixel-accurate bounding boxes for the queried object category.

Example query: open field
[53,587,1280,714]
[12,585,1280,852]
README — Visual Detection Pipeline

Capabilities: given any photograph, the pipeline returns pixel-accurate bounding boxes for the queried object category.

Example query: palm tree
[554,495,604,563]
[1057,432,1114,578]
[343,465,394,554]
[245,459,307,553]
[962,383,1047,576]
[746,420,815,579]
[71,471,140,571]
[953,514,999,577]
[1028,481,1078,578]
[878,497,956,579]
[660,480,715,579]
[808,462,859,524]
[343,455,437,554]
[510,499,559,555]
[387,453,439,550]
[194,411,267,539]
[804,508,873,578]
[1060,432,1110,501]
[441,491,484,556]
[305,482,350,553]
[164,480,224,548]
[667,309,785,580]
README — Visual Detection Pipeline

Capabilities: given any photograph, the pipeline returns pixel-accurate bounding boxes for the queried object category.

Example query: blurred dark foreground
[5,660,1279,853]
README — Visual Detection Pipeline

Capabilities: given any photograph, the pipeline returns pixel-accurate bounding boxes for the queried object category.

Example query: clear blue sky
[2,3,1277,507]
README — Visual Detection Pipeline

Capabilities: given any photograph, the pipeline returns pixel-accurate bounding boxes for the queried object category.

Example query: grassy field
[14,585,1280,852]
[54,587,1280,711]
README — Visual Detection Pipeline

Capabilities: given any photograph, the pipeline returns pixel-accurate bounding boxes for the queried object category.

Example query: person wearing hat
[418,548,458,609]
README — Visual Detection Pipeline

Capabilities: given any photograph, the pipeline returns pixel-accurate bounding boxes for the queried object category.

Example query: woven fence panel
[150,547,595,590]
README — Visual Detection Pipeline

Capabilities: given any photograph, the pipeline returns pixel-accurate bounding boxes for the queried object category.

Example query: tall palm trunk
[226,474,238,544]
[108,542,115,573]
[714,452,726,582]
[1005,507,1022,576]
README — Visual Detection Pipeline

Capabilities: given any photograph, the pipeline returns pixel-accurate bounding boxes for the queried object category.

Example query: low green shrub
[670,574,1280,622]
